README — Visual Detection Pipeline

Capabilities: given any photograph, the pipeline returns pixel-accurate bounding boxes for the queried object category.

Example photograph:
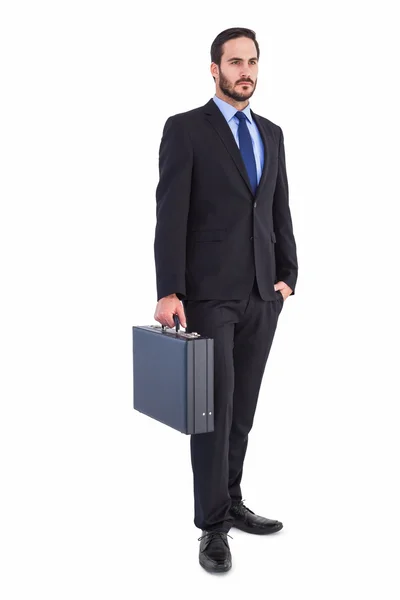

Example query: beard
[218,68,257,102]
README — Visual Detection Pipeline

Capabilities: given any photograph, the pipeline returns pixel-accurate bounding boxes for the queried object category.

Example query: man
[153,27,298,573]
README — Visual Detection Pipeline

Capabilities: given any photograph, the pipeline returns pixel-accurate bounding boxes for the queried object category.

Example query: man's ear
[210,62,219,80]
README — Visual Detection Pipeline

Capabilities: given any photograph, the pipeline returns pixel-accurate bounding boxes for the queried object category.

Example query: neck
[215,90,249,111]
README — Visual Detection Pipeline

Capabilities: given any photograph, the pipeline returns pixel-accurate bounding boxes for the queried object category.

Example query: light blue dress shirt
[212,94,264,184]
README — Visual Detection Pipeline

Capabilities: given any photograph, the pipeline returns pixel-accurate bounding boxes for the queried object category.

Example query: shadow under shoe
[198,530,232,573]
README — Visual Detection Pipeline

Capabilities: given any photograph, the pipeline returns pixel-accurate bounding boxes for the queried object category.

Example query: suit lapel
[250,110,272,198]
[203,99,254,195]
[203,98,271,199]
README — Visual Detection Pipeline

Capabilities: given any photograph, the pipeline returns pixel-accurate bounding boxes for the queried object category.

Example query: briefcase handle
[161,313,186,333]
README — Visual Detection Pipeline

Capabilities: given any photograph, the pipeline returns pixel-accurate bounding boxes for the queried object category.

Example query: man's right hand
[154,294,187,329]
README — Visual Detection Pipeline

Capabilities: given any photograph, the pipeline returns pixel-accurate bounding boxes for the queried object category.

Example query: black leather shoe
[198,530,232,573]
[230,499,283,535]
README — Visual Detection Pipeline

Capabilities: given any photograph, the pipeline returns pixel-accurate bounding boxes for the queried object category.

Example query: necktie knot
[235,111,247,122]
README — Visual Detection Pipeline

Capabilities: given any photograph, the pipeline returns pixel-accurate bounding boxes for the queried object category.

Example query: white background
[1,0,399,597]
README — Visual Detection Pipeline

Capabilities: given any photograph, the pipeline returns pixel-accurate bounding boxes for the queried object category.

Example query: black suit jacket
[154,97,298,302]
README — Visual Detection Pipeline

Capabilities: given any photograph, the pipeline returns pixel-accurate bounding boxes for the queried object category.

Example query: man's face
[212,37,259,102]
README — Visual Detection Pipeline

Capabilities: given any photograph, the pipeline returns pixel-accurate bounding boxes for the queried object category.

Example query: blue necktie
[235,111,257,194]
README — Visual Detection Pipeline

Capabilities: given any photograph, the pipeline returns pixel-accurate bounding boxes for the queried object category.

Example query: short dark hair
[210,27,260,68]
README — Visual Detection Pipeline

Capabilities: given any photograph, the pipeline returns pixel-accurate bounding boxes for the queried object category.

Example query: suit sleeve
[272,126,298,295]
[154,116,193,301]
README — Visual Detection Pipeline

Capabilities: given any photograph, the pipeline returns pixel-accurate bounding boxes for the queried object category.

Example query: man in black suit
[154,27,298,573]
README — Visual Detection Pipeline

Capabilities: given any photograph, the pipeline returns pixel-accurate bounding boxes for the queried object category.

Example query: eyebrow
[227,57,258,62]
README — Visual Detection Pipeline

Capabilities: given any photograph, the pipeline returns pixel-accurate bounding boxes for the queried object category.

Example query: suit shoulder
[160,106,206,141]
[254,113,283,135]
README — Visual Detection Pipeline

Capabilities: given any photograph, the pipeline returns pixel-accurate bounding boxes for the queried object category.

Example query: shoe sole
[231,521,283,535]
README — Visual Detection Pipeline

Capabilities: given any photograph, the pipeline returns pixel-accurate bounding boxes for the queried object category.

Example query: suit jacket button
[250,236,254,240]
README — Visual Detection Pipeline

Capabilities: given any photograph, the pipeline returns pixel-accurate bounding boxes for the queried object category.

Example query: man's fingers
[154,298,187,329]
[163,313,186,329]
[176,305,187,328]
[154,313,175,328]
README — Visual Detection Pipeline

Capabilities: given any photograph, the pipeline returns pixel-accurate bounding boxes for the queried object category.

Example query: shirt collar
[213,94,253,124]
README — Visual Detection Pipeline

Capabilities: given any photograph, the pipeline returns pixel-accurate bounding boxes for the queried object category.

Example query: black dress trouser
[182,276,284,533]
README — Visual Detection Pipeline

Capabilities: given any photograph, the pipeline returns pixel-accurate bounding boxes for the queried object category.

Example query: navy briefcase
[132,315,214,434]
